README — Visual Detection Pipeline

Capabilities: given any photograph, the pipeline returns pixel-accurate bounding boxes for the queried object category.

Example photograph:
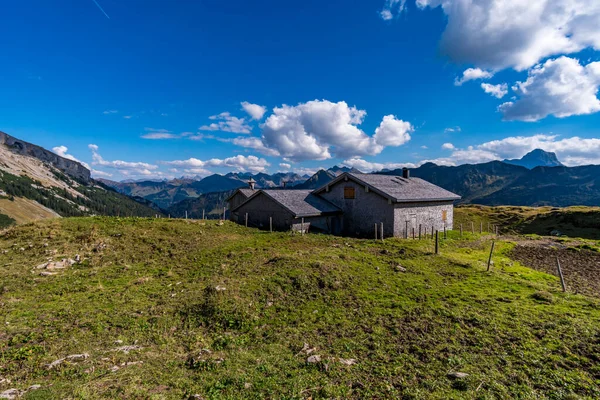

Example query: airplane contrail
[91,0,110,19]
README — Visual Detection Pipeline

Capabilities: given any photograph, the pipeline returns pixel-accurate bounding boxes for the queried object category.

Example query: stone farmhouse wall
[319,178,396,237]
[393,201,454,237]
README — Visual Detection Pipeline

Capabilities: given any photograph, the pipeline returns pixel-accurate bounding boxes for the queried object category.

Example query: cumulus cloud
[342,158,416,172]
[454,68,493,86]
[52,146,90,170]
[426,134,600,166]
[441,142,455,150]
[481,82,508,99]
[499,57,600,121]
[260,100,413,161]
[241,102,267,120]
[199,112,252,134]
[373,115,413,147]
[230,137,281,157]
[103,110,118,115]
[88,144,160,176]
[279,163,291,171]
[163,155,270,173]
[415,0,600,71]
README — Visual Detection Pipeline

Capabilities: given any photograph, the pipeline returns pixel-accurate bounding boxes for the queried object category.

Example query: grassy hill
[455,205,600,239]
[1,217,599,398]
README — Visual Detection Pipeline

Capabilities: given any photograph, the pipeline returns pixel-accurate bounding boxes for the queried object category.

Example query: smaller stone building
[228,169,460,237]
[231,189,342,233]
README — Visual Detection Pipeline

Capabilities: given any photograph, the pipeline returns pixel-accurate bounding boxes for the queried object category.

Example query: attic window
[344,186,355,199]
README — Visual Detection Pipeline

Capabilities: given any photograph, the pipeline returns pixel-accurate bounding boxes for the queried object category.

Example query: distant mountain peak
[503,149,564,169]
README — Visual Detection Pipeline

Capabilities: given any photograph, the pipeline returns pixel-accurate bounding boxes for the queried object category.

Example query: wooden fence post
[487,241,495,271]
[380,222,384,242]
[405,221,409,239]
[431,226,434,239]
[419,224,422,240]
[412,227,415,239]
[223,207,226,220]
[443,225,447,239]
[202,209,205,220]
[301,218,305,236]
[245,213,248,228]
[480,221,483,234]
[374,223,378,240]
[471,221,474,234]
[435,230,439,254]
[185,211,188,220]
[270,217,273,232]
[556,255,567,292]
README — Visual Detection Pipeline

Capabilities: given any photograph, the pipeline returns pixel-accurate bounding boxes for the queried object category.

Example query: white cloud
[163,155,270,173]
[123,115,133,119]
[199,112,252,134]
[441,142,455,150]
[342,158,417,172]
[373,115,413,147]
[52,146,91,170]
[141,128,180,140]
[88,144,160,176]
[260,100,413,161]
[91,169,113,178]
[499,57,600,121]
[279,163,291,171]
[481,82,508,99]
[415,0,600,71]
[444,126,461,133]
[454,68,493,86]
[425,134,600,166]
[380,0,406,20]
[230,137,280,157]
[103,110,118,115]
[241,102,267,120]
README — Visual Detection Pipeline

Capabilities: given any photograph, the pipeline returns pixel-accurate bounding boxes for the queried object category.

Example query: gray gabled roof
[232,189,342,218]
[313,172,461,203]
[225,187,256,202]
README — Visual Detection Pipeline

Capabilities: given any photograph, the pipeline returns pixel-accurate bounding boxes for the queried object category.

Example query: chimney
[402,167,410,179]
[248,178,256,190]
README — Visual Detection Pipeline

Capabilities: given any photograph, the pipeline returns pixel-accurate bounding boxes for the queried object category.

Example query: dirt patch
[511,243,600,297]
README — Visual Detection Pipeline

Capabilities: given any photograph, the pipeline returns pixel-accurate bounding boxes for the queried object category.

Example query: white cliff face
[0,131,91,184]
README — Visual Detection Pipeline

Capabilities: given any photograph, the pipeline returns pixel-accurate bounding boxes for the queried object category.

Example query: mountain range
[1,131,598,227]
[0,131,161,226]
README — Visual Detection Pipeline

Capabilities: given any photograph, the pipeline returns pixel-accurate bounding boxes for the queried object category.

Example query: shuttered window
[344,186,356,199]
[442,210,447,222]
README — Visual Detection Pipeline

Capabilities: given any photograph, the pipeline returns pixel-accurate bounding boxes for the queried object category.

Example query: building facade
[229,169,460,238]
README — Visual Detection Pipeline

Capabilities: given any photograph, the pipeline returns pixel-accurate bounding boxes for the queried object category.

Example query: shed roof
[313,172,461,203]
[233,189,342,218]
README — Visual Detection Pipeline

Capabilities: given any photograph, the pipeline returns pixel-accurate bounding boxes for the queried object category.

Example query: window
[442,210,447,222]
[344,186,355,199]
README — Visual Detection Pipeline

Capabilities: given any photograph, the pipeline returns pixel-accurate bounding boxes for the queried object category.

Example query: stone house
[228,169,460,237]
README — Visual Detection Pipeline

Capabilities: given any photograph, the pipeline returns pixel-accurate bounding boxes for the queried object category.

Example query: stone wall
[319,178,396,237]
[393,201,454,237]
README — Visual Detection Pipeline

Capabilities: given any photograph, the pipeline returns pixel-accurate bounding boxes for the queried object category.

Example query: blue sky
[2,0,600,180]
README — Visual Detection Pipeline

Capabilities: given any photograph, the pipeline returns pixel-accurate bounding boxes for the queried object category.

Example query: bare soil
[511,241,600,297]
